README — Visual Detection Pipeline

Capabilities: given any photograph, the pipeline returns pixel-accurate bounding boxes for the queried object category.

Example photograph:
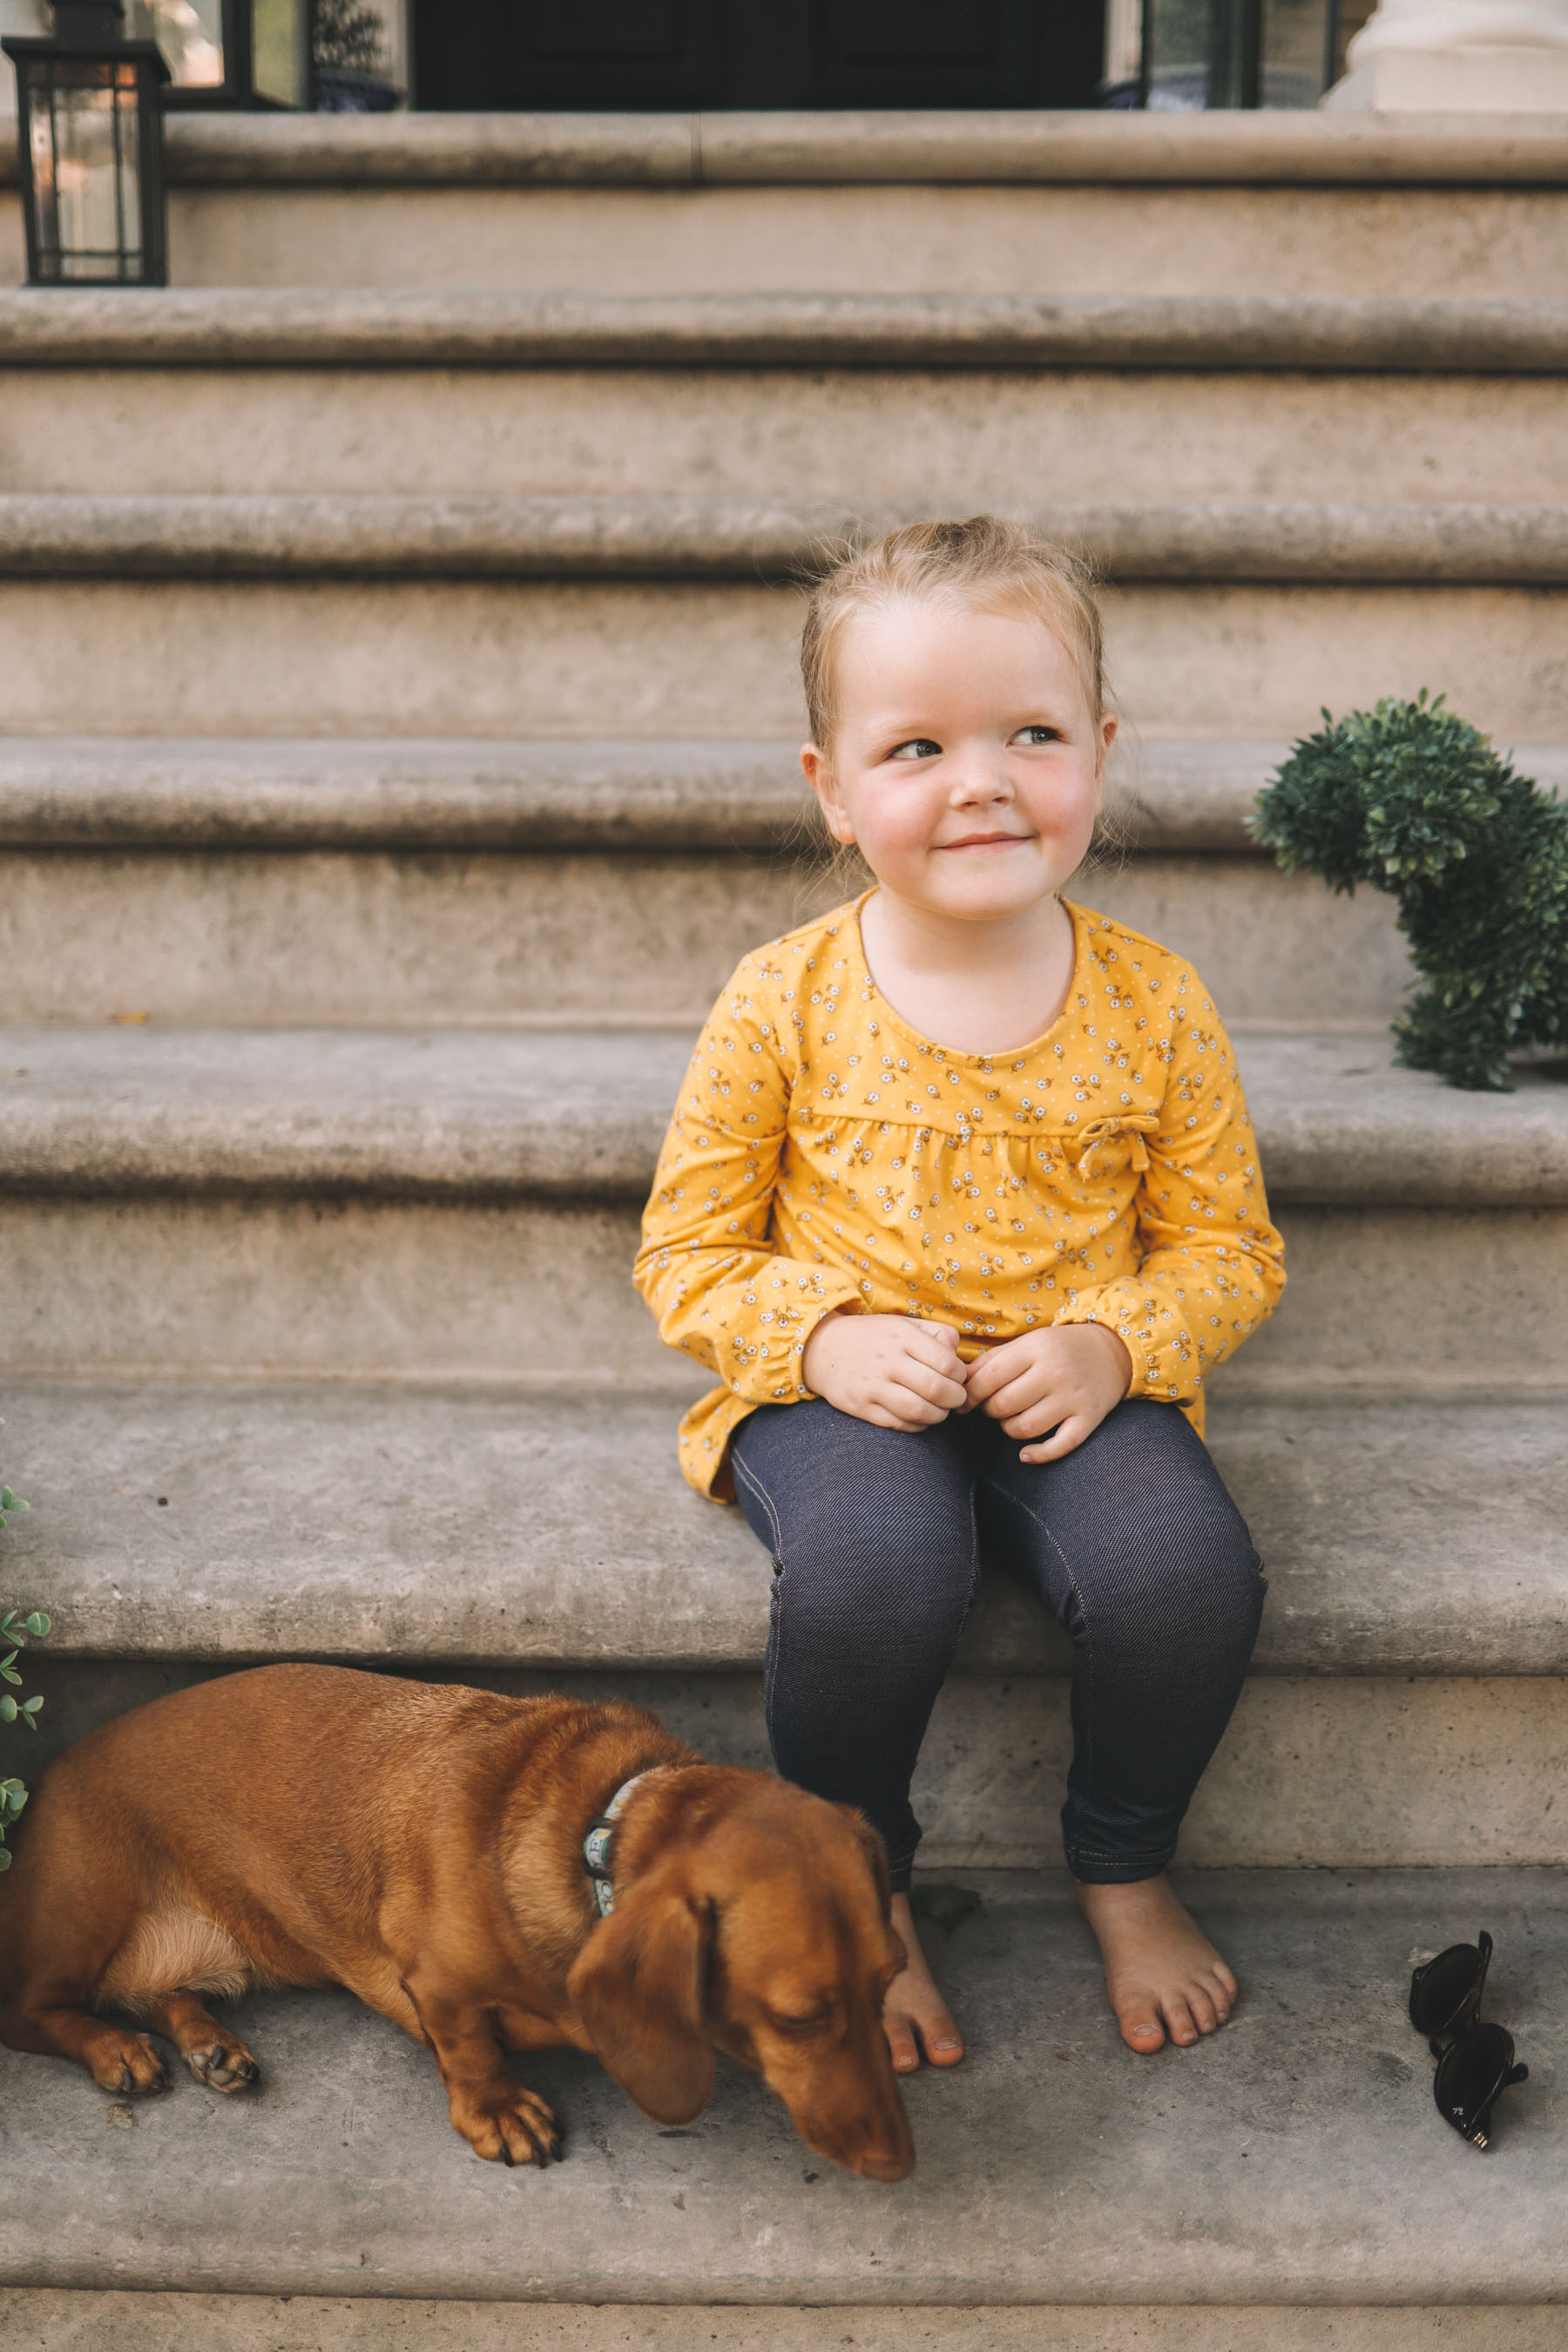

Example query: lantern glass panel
[21,53,145,281]
[125,0,225,87]
[1260,0,1335,104]
[252,0,311,105]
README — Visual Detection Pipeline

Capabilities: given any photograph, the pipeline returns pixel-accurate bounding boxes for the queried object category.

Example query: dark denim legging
[728,1396,1265,1889]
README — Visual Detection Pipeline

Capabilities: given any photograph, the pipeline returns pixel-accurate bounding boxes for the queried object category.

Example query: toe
[1184,1984,1220,2038]
[1163,1994,1200,2048]
[194,2041,260,2092]
[884,2014,921,2075]
[916,2004,964,2067]
[499,2111,548,2167]
[106,2034,167,2094]
[1117,2001,1166,2055]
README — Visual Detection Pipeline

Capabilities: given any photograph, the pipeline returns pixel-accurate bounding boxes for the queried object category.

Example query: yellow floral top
[634,896,1286,1498]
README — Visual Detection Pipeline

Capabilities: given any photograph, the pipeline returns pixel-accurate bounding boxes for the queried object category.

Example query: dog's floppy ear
[567,1873,716,2126]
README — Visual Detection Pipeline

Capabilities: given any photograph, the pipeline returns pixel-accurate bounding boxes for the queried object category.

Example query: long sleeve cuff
[1057,1280,1196,1407]
[691,1264,866,1408]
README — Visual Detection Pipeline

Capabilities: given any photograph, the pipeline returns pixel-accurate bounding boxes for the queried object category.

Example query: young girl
[634,517,1286,2072]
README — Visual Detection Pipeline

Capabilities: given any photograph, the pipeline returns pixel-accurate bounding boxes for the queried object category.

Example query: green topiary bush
[1251,693,1568,1092]
[1,1424,43,1872]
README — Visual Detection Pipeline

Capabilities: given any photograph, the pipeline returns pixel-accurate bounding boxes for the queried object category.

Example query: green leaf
[23,1612,48,1638]
[0,1697,15,1725]
[0,1847,11,1870]
[0,1661,20,1686]
[19,1694,42,1721]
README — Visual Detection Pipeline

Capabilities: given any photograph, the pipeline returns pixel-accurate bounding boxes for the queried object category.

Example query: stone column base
[1325,44,1568,106]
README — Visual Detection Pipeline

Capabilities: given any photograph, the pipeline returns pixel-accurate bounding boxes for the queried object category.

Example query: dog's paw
[89,2031,168,2097]
[185,2034,260,2094]
[456,2086,563,2168]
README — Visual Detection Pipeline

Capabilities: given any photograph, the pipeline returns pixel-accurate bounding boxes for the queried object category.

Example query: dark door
[415,2,1106,112]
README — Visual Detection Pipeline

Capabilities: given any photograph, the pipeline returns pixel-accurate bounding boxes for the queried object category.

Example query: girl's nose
[949,759,1013,807]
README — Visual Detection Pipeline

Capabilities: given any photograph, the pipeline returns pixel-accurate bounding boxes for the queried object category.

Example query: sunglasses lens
[1410,1942,1482,2036]
[1435,2024,1518,2143]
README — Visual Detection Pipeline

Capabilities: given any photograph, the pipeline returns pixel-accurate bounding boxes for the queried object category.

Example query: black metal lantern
[123,0,313,110]
[3,1,170,286]
[1142,0,1342,108]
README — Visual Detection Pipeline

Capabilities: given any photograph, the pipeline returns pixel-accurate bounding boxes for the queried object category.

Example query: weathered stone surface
[0,1869,1561,2302]
[0,736,812,851]
[6,2291,1567,2352]
[3,494,1567,585]
[155,185,1568,306]
[10,369,1565,513]
[0,1024,686,1199]
[5,288,1568,372]
[0,107,1559,188]
[2,580,1562,741]
[3,1383,1563,1680]
[2,1192,1558,1389]
[0,847,1415,1028]
[0,733,1558,853]
[0,1024,1562,1206]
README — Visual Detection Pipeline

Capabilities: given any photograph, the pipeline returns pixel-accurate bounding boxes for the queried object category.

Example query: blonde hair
[800,513,1109,757]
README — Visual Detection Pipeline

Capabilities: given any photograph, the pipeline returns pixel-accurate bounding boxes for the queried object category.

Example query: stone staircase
[1,110,1566,2349]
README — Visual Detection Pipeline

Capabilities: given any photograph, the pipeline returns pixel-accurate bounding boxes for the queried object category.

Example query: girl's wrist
[1078,1319,1134,1396]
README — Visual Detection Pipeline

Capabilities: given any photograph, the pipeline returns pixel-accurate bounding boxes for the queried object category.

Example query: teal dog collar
[583,1771,652,1918]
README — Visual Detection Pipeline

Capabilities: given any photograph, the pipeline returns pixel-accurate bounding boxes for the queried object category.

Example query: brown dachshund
[0,1663,915,2181]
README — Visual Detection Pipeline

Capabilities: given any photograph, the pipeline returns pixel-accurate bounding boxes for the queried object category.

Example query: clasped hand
[800,1310,1133,1465]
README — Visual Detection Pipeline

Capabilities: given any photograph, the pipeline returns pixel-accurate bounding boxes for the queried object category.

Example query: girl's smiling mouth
[939,830,1034,850]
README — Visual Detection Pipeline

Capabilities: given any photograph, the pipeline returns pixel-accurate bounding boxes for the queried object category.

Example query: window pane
[1260,0,1333,105]
[253,0,311,105]
[1144,0,1215,110]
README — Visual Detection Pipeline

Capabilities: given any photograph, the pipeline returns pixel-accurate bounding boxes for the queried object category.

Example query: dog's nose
[856,2151,915,2183]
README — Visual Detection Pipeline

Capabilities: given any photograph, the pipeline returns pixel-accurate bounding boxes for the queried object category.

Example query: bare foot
[883,1894,964,2074]
[1077,1875,1238,2055]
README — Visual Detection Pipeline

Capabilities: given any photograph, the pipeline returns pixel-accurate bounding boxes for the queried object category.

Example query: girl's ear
[1094,713,1119,806]
[801,742,856,845]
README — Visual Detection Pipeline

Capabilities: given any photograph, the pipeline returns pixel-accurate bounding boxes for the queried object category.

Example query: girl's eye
[887,738,941,762]
[1012,726,1062,747]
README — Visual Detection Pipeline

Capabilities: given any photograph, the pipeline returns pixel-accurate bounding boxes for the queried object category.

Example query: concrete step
[4,1379,1565,1869]
[6,2303,1563,2352]
[10,1382,1562,1680]
[0,525,1563,740]
[0,1868,1563,2304]
[7,493,1568,581]
[0,733,1446,1026]
[0,1024,1563,1389]
[3,112,1563,298]
[8,731,1564,853]
[4,292,1565,505]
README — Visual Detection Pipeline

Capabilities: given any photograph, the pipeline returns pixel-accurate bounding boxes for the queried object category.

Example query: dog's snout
[856,2148,915,2183]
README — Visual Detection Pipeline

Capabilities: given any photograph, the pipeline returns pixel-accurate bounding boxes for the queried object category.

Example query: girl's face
[802,595,1113,926]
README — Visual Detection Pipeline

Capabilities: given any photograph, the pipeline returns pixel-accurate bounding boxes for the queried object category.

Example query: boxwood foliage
[1252,693,1568,1092]
[1,1427,41,1872]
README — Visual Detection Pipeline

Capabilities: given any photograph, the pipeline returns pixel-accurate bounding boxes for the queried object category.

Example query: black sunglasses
[1409,1930,1528,2150]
